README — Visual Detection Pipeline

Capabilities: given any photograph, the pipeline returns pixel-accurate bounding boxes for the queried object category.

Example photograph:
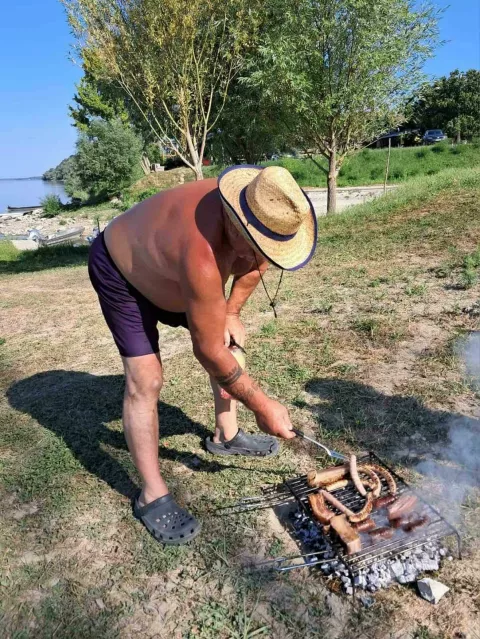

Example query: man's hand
[224,313,245,348]
[255,399,295,439]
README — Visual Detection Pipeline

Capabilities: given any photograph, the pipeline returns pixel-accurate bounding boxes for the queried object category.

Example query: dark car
[423,129,448,145]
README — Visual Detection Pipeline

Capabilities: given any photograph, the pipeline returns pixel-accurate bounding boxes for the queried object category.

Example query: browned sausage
[364,464,397,495]
[352,518,376,532]
[388,494,418,521]
[308,491,335,525]
[403,514,430,532]
[349,492,374,523]
[307,465,349,488]
[374,495,397,509]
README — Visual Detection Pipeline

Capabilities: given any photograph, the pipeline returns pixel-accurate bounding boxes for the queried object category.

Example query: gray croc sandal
[205,428,279,457]
[133,494,201,545]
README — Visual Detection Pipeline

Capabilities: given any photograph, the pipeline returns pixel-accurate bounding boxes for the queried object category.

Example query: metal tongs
[292,427,348,461]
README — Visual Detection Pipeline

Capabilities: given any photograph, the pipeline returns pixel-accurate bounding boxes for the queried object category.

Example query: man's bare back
[105,178,236,313]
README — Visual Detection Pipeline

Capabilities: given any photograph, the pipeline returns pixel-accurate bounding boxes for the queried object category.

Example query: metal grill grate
[283,452,461,575]
[223,451,461,588]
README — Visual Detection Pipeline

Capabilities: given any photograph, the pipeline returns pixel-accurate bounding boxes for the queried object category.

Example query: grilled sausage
[307,465,349,488]
[364,464,397,495]
[350,454,367,496]
[403,513,430,532]
[374,495,397,509]
[359,467,382,498]
[308,491,335,525]
[348,492,374,523]
[352,518,376,532]
[388,494,418,521]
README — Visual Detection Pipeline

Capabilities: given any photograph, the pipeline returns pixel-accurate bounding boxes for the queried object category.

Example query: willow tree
[250,0,441,212]
[62,0,262,179]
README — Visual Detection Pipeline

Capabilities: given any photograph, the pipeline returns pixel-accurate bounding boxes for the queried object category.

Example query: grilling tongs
[292,428,348,462]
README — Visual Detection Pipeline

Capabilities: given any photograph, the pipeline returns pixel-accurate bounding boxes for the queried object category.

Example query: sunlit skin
[104,178,295,506]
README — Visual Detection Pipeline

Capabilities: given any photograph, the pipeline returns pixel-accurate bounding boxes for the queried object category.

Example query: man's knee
[125,369,164,401]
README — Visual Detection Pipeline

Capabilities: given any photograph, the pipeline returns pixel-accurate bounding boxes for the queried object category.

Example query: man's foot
[133,494,201,545]
[205,428,279,457]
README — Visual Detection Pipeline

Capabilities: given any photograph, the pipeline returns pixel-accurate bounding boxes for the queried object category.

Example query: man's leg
[210,377,239,442]
[122,353,169,506]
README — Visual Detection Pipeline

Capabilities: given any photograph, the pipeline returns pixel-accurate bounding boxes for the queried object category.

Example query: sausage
[308,491,335,525]
[369,526,394,541]
[350,454,367,496]
[348,492,374,523]
[374,495,397,509]
[359,467,382,498]
[403,513,430,532]
[352,518,376,532]
[307,465,349,488]
[388,494,418,521]
[325,479,350,492]
[364,464,397,495]
[321,490,355,517]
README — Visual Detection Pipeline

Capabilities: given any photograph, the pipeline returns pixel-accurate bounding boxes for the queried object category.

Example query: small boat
[0,226,85,251]
[7,205,39,213]
[38,226,85,247]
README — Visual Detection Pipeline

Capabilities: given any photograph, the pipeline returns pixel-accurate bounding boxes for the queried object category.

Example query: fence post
[384,137,391,194]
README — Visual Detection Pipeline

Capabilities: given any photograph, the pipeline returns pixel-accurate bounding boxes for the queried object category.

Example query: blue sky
[0,0,479,178]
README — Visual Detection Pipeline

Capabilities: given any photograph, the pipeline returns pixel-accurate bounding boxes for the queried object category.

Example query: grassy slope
[0,168,479,638]
[205,142,480,188]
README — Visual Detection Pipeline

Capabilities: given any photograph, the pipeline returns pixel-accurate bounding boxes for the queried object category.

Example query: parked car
[423,129,448,145]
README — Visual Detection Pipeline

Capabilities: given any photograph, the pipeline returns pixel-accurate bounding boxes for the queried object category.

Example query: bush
[40,194,63,218]
[65,120,143,201]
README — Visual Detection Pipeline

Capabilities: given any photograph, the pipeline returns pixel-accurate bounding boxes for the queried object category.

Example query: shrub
[431,143,447,153]
[40,194,63,218]
[65,120,143,201]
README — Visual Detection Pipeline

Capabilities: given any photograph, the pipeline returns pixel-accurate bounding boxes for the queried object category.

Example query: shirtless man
[88,165,317,544]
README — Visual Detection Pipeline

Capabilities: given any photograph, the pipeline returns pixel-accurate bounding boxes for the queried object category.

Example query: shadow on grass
[7,370,277,500]
[304,378,480,484]
[0,244,90,275]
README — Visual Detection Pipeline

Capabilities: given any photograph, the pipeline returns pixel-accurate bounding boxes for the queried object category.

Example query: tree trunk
[456,129,461,144]
[327,148,339,215]
[141,155,151,175]
[193,163,204,180]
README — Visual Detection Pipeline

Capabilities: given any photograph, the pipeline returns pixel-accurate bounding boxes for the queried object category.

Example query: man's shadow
[6,370,243,500]
[303,378,480,486]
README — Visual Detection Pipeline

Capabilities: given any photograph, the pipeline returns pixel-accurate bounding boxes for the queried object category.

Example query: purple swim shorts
[88,232,188,358]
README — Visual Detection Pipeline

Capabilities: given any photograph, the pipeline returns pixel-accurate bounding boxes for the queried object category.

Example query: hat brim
[218,165,317,271]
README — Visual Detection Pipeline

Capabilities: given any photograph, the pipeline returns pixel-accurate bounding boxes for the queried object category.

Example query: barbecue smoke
[414,332,480,524]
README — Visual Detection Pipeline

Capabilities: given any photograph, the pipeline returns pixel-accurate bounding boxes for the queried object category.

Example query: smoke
[415,332,480,525]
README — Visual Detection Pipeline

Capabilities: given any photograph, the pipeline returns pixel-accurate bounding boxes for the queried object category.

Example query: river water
[0,179,69,214]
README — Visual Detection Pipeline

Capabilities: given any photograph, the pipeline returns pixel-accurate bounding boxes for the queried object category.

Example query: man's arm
[180,247,293,438]
[224,258,268,347]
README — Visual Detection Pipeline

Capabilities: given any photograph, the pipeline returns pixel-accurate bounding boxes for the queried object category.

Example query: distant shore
[0,176,43,181]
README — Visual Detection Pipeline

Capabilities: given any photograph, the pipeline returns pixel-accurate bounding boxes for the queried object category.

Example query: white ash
[290,509,449,596]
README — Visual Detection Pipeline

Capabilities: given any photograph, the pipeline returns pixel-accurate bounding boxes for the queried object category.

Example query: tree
[62,0,263,180]
[64,119,143,200]
[249,0,441,212]
[411,70,480,143]
[43,155,77,181]
[70,70,130,132]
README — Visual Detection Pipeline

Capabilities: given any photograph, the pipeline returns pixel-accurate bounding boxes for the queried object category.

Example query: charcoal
[345,586,353,596]
[439,548,447,557]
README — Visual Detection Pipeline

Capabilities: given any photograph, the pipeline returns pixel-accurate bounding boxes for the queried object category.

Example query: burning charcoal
[367,584,377,592]
[439,548,447,557]
[345,586,353,596]
[341,576,351,585]
[334,570,342,577]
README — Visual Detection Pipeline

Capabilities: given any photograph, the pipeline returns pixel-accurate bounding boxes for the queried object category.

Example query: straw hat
[218,165,317,271]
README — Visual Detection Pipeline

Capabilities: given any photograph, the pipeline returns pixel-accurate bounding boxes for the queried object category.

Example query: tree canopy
[248,0,441,212]
[412,69,480,142]
[62,0,263,179]
[64,119,143,200]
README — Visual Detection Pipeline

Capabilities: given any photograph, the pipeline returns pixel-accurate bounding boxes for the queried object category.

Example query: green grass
[204,142,480,188]
[0,241,89,275]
